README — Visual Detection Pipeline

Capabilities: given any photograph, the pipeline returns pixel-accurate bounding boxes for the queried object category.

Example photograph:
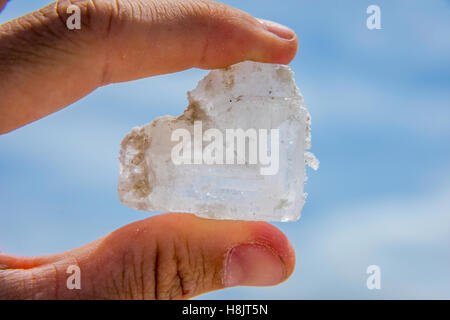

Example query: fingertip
[224,243,286,287]
[245,18,298,65]
[257,19,296,40]
[192,5,298,68]
[256,33,298,65]
[247,222,296,280]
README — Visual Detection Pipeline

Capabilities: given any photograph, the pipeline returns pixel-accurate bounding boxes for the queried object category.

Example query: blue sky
[1,0,450,299]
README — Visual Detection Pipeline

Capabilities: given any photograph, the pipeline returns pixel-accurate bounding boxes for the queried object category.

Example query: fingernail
[257,19,296,40]
[224,243,285,287]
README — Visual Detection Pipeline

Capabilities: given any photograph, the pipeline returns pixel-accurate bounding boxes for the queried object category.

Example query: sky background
[1,0,449,299]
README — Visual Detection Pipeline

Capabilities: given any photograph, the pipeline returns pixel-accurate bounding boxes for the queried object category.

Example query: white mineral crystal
[118,61,318,221]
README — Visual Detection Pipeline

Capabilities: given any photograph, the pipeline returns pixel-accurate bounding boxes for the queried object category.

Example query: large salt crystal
[118,61,318,221]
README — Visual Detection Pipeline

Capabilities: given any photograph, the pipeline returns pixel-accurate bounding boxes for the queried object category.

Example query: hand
[0,0,297,299]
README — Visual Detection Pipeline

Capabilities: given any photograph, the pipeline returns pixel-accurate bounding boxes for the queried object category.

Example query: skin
[0,0,298,299]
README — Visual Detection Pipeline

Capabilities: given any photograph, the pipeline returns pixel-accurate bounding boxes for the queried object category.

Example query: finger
[0,0,7,12]
[0,0,298,134]
[0,213,295,299]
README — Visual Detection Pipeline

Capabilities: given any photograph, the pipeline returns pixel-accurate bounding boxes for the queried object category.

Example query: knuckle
[55,0,103,36]
[149,0,219,23]
[0,267,55,300]
[117,250,145,299]
[153,236,212,300]
[0,269,26,299]
[53,0,122,41]
[0,1,92,68]
[183,0,215,18]
[109,236,206,300]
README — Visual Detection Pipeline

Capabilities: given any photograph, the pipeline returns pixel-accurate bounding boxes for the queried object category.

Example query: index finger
[0,0,297,134]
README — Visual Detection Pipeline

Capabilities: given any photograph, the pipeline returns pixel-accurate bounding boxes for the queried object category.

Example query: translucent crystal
[118,61,317,221]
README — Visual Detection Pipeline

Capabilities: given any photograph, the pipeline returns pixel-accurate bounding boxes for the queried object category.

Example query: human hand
[0,0,297,299]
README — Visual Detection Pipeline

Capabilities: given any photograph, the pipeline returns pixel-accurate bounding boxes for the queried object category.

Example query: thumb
[0,213,295,299]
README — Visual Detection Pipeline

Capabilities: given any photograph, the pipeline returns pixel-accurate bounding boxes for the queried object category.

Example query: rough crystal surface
[118,61,318,221]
